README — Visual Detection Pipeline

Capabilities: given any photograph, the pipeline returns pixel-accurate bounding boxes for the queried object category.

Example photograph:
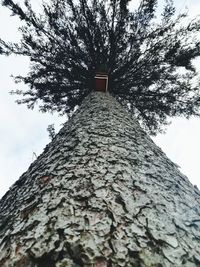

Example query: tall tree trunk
[0,92,200,267]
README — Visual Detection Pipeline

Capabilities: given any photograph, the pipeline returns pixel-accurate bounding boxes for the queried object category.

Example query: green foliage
[47,124,56,140]
[1,0,200,134]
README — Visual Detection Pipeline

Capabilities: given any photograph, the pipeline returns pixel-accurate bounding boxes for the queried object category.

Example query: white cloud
[0,55,65,198]
[153,117,200,187]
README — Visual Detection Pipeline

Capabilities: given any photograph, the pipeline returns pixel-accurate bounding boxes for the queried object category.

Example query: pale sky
[0,0,200,198]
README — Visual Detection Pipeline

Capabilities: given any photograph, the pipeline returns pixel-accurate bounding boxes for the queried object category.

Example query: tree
[0,91,200,267]
[0,92,200,267]
[1,1,200,266]
[1,0,200,134]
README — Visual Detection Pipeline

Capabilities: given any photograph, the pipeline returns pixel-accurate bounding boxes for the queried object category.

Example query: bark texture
[0,92,200,267]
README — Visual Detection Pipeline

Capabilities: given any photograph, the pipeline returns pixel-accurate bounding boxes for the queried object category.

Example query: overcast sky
[0,0,200,198]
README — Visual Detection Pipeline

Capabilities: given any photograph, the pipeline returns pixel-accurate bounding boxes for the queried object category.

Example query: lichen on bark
[0,92,200,267]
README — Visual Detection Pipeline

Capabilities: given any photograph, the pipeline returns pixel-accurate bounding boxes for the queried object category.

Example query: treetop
[1,0,200,134]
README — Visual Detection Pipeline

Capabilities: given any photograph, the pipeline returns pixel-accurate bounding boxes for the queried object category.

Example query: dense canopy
[1,0,200,134]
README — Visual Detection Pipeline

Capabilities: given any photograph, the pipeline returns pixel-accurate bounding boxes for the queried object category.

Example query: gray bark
[0,92,200,267]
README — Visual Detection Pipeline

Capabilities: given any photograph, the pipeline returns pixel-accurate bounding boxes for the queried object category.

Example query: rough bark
[0,92,200,267]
